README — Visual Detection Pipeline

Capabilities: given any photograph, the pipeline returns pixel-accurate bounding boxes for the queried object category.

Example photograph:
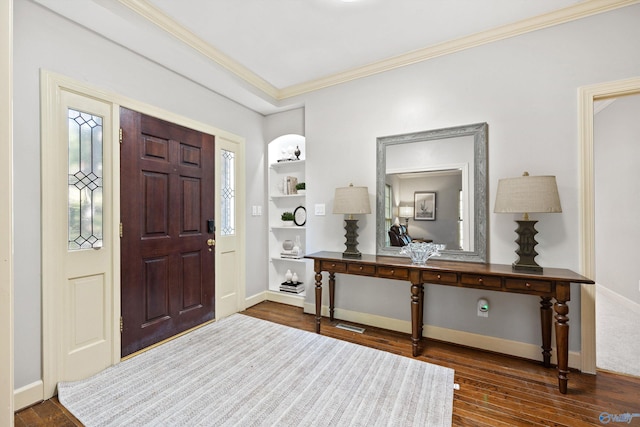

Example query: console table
[305,251,594,394]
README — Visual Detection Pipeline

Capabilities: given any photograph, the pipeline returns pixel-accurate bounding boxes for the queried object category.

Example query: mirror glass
[376,123,488,263]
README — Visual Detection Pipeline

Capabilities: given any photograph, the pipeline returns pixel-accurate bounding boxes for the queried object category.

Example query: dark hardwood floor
[15,301,640,426]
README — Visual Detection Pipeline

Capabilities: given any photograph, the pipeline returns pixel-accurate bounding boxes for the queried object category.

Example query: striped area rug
[58,314,454,426]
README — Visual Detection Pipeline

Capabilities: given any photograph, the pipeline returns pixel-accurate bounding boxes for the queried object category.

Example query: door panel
[64,274,108,380]
[143,257,169,325]
[120,107,215,356]
[57,92,114,385]
[215,137,244,318]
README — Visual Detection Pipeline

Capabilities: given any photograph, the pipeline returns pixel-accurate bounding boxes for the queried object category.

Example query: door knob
[207,238,215,252]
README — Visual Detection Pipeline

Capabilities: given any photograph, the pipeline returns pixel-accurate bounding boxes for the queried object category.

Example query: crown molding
[118,0,280,100]
[120,0,639,102]
[281,0,640,98]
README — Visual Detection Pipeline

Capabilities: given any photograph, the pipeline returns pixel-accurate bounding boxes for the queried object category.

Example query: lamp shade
[333,185,371,215]
[494,173,562,214]
[399,206,414,218]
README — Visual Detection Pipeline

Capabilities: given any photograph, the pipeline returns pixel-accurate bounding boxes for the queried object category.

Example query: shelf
[270,226,306,231]
[277,290,306,297]
[270,159,305,171]
[265,290,306,306]
[271,257,309,263]
[270,194,305,200]
[268,136,309,308]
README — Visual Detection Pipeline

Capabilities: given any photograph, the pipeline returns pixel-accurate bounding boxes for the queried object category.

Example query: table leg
[329,272,336,321]
[419,285,425,340]
[411,283,424,357]
[540,297,553,368]
[314,270,323,333]
[554,283,571,394]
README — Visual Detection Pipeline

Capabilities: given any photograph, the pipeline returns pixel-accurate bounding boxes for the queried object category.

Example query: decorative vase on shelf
[294,146,301,160]
[292,272,299,283]
[285,269,293,282]
[281,220,294,227]
[292,235,302,257]
[282,240,294,251]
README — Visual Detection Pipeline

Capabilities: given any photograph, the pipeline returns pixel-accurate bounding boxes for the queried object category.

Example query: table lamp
[333,184,371,258]
[398,206,414,231]
[494,172,562,272]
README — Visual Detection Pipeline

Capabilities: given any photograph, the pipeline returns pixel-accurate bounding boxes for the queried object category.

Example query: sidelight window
[221,149,235,235]
[67,108,103,250]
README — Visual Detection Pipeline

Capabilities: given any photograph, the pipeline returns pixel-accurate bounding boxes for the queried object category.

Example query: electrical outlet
[477,298,489,317]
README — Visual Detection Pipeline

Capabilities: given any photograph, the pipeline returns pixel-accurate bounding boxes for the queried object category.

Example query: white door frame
[41,70,246,400]
[578,76,640,374]
[1,0,14,423]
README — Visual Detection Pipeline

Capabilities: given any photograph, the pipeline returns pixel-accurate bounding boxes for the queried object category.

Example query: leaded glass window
[68,109,103,250]
[221,149,235,236]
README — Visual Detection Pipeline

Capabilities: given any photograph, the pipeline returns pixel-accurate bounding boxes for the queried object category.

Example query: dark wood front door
[120,107,215,356]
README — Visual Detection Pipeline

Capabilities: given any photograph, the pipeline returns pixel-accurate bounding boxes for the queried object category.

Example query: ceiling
[31,0,630,114]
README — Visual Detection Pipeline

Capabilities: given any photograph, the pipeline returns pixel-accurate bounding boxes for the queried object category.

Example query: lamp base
[342,219,362,258]
[512,220,543,273]
[512,261,542,273]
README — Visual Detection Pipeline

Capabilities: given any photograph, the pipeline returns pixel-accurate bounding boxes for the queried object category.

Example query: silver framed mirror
[376,123,488,263]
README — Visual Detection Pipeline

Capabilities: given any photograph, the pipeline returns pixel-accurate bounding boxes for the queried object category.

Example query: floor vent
[335,323,365,334]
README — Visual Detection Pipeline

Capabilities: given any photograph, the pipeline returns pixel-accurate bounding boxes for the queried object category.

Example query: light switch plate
[315,204,325,216]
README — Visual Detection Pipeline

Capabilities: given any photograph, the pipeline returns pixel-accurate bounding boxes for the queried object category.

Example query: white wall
[264,108,305,143]
[13,0,266,389]
[299,5,640,352]
[594,94,640,305]
[1,0,14,422]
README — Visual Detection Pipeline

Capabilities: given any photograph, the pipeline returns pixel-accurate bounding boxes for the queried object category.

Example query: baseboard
[14,380,43,411]
[245,291,268,309]
[596,283,640,312]
[303,303,581,369]
[246,290,305,309]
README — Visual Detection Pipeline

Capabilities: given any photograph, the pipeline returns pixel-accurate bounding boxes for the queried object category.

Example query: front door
[120,108,216,356]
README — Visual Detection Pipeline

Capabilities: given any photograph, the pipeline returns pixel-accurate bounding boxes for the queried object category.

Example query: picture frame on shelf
[293,206,307,226]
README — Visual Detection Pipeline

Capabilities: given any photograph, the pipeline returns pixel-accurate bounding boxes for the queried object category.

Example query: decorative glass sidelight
[221,149,235,235]
[68,108,103,250]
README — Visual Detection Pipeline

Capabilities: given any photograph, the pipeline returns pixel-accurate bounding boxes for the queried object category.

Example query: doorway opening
[579,76,640,375]
[593,93,640,377]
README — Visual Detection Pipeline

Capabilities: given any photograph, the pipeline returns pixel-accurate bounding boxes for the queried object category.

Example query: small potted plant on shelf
[295,182,306,195]
[281,211,294,226]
